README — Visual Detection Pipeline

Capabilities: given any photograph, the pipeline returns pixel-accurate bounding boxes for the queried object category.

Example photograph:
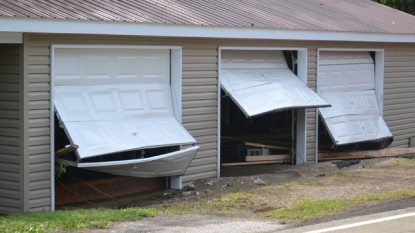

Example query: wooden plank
[222,160,288,166]
[55,144,79,157]
[244,142,291,150]
[245,155,290,162]
[318,148,415,161]
[55,177,166,206]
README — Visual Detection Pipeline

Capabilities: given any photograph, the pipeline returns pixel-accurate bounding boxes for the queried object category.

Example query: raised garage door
[318,51,393,145]
[53,47,199,178]
[221,50,330,117]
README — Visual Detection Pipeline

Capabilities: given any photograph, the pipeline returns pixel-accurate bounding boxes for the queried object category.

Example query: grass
[0,207,158,233]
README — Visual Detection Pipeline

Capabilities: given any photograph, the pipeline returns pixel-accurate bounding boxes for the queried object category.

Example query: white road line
[304,212,415,233]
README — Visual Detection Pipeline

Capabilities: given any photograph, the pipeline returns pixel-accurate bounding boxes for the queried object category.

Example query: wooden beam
[56,144,79,157]
[245,155,289,162]
[244,142,291,150]
[222,160,289,166]
[318,148,415,161]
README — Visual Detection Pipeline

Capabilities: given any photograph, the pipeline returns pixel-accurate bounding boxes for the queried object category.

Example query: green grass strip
[0,207,158,233]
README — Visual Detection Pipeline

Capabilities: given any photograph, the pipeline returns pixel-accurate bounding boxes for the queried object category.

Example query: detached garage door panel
[53,47,198,177]
[318,51,392,145]
[221,50,330,117]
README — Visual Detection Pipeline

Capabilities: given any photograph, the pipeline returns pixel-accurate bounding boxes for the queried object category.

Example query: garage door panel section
[318,64,375,93]
[324,115,393,145]
[64,118,196,159]
[318,51,392,145]
[319,51,374,65]
[69,146,200,178]
[54,48,170,86]
[54,84,174,121]
[221,50,330,118]
[319,90,380,118]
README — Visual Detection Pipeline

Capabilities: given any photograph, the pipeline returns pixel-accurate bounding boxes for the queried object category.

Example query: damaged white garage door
[53,47,199,177]
[221,50,330,117]
[318,51,392,145]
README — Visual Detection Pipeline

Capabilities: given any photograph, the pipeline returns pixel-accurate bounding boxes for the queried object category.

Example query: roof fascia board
[1,17,415,43]
[0,32,22,43]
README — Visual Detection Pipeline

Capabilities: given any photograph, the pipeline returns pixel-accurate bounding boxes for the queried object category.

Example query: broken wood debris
[56,144,79,157]
[244,142,291,150]
[245,155,289,162]
[319,148,415,161]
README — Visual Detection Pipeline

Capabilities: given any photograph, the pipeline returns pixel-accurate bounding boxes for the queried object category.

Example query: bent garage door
[52,46,199,178]
[318,51,393,145]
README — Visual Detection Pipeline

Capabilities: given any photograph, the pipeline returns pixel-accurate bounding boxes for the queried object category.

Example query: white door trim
[50,44,183,210]
[218,46,310,169]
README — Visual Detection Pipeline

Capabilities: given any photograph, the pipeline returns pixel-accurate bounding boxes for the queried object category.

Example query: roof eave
[1,17,415,43]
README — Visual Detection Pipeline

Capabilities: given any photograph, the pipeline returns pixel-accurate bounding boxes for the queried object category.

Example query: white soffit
[54,47,196,159]
[221,50,330,117]
[65,145,200,178]
[318,51,392,145]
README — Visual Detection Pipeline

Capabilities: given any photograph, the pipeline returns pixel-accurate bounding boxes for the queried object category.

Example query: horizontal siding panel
[183,63,217,71]
[28,65,49,74]
[0,127,19,137]
[0,109,19,119]
[0,64,19,74]
[0,145,19,155]
[0,83,19,92]
[0,189,19,199]
[29,135,50,146]
[29,189,50,199]
[188,128,217,137]
[384,98,415,106]
[29,171,50,182]
[29,56,50,65]
[29,127,50,137]
[385,77,415,84]
[0,119,19,128]
[183,56,217,64]
[0,74,20,83]
[0,179,19,190]
[183,85,217,94]
[29,109,50,119]
[384,61,415,67]
[384,92,415,100]
[183,77,217,86]
[0,100,19,110]
[29,144,50,155]
[0,92,19,101]
[29,83,50,92]
[29,153,51,164]
[183,106,217,116]
[384,102,415,111]
[29,74,50,83]
[0,154,19,164]
[183,49,217,56]
[0,136,19,146]
[183,121,216,130]
[183,99,217,108]
[0,197,19,208]
[29,162,50,173]
[29,180,50,191]
[193,135,217,144]
[183,113,217,123]
[385,82,415,90]
[0,163,19,173]
[28,47,50,56]
[384,67,415,73]
[29,100,50,110]
[183,171,217,184]
[194,149,217,159]
[189,156,217,167]
[29,118,50,128]
[185,163,217,175]
[183,92,217,101]
[0,171,19,182]
[29,92,50,101]
[182,71,217,78]
[0,206,20,215]
[29,197,51,210]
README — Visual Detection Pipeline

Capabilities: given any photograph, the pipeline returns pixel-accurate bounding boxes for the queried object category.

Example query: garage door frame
[218,46,310,170]
[50,44,183,210]
[316,48,385,160]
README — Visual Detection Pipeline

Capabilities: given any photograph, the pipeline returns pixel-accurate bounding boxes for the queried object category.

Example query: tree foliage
[374,0,415,15]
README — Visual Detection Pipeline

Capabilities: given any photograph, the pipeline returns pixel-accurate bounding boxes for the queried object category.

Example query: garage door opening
[317,50,393,152]
[51,45,199,206]
[219,49,330,167]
